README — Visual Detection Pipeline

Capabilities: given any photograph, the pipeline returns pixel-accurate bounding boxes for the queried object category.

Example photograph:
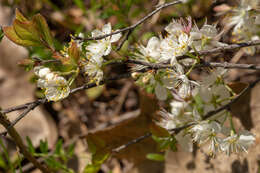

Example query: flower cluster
[158,68,255,155]
[133,18,224,101]
[34,66,70,101]
[81,23,121,84]
[27,6,257,156]
[227,0,260,54]
[130,17,256,155]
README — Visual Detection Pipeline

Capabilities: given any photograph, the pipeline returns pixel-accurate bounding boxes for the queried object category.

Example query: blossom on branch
[34,66,70,101]
[86,23,122,56]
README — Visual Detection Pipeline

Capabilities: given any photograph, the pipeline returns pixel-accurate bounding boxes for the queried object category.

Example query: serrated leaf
[15,9,28,22]
[13,20,41,43]
[32,14,54,48]
[26,137,35,154]
[3,26,41,46]
[146,153,165,162]
[68,41,80,65]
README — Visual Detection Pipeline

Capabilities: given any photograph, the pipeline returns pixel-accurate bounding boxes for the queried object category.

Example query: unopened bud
[131,72,140,79]
[142,75,150,84]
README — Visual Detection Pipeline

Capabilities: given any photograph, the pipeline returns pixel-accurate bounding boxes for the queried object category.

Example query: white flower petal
[155,83,168,100]
[110,32,122,43]
[102,23,112,35]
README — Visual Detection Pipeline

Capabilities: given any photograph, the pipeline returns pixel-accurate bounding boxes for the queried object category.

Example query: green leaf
[68,41,80,65]
[13,20,41,42]
[194,94,204,115]
[45,156,67,170]
[54,139,63,155]
[146,153,165,162]
[92,151,109,165]
[83,164,101,173]
[39,140,48,154]
[0,27,4,43]
[86,85,104,100]
[26,137,35,154]
[32,14,54,48]
[15,9,28,22]
[67,143,75,158]
[3,26,41,46]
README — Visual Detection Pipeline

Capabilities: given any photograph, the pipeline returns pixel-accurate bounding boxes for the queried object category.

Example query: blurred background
[0,0,260,172]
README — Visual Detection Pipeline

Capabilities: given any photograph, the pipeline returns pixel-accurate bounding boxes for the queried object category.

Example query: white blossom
[160,32,192,65]
[34,66,51,78]
[200,67,227,87]
[83,55,104,84]
[190,121,222,154]
[159,100,194,130]
[190,23,227,51]
[34,66,70,101]
[220,131,255,155]
[134,36,161,63]
[86,23,122,56]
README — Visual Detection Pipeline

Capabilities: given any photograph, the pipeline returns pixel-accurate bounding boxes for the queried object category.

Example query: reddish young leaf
[32,14,54,48]
[13,20,41,43]
[15,9,28,22]
[2,26,41,46]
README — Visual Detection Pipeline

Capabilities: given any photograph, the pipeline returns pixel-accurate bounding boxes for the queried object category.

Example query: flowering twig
[176,40,260,60]
[196,61,260,70]
[74,0,182,41]
[111,77,260,153]
[0,111,52,173]
[0,73,131,135]
[127,59,260,70]
[202,77,260,120]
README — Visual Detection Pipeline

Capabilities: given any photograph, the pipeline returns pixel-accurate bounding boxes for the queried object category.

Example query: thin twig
[1,99,46,114]
[0,73,131,134]
[127,59,260,70]
[75,0,182,41]
[196,62,260,70]
[110,77,260,153]
[116,30,133,51]
[176,39,260,61]
[0,111,52,173]
[202,77,260,120]
[112,132,152,153]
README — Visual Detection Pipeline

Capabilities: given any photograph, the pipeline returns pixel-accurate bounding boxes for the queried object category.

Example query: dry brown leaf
[86,91,160,164]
